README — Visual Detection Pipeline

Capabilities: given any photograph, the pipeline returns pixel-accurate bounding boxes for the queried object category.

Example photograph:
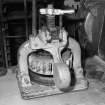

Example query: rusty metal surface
[16,72,63,99]
[16,72,88,100]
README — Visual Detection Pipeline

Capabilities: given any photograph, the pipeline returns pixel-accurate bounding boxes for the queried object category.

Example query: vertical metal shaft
[24,0,28,39]
[59,15,63,29]
[47,15,55,29]
[47,4,55,30]
[32,0,37,36]
[0,0,8,68]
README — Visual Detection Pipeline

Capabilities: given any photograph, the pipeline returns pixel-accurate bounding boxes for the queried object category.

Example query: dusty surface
[0,68,105,105]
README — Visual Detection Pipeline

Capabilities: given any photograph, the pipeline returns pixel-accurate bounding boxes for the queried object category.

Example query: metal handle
[40,8,75,15]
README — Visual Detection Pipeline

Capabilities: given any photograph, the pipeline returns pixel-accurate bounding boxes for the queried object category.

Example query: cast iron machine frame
[16,3,76,99]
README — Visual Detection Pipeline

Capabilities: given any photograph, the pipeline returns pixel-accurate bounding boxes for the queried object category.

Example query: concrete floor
[0,70,105,105]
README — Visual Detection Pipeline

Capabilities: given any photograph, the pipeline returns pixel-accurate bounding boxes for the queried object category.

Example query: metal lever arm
[40,8,75,15]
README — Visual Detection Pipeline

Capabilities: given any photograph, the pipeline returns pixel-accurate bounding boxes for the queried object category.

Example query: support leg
[68,37,88,90]
[18,41,33,92]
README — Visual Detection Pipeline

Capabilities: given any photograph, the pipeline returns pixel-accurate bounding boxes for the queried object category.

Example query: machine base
[16,72,88,100]
[16,73,63,99]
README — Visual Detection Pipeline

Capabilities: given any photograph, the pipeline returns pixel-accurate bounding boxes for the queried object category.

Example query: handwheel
[53,63,71,90]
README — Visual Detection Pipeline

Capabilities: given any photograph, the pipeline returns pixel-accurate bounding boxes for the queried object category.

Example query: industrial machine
[16,2,86,99]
